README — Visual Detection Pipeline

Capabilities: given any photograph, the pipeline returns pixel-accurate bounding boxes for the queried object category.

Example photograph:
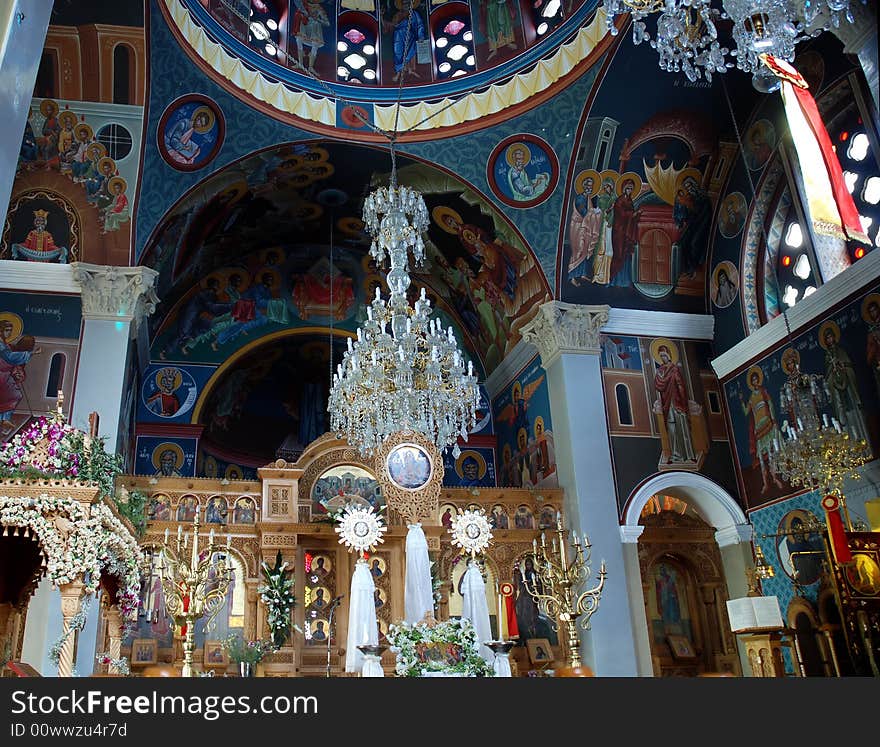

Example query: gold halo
[649,337,679,365]
[86,142,107,161]
[616,172,642,197]
[516,427,528,447]
[599,169,618,191]
[780,347,800,375]
[746,365,764,388]
[155,366,184,391]
[712,261,737,287]
[225,464,243,480]
[574,169,600,196]
[223,268,250,296]
[204,456,218,478]
[202,271,226,289]
[455,449,486,479]
[74,123,93,142]
[432,205,463,234]
[97,156,117,175]
[59,110,77,129]
[861,293,880,323]
[502,444,512,461]
[257,268,282,289]
[533,416,545,438]
[108,176,127,194]
[152,442,185,470]
[675,168,702,194]
[190,105,215,134]
[511,380,522,401]
[40,99,59,118]
[0,312,24,343]
[216,180,249,206]
[505,142,531,167]
[818,320,841,349]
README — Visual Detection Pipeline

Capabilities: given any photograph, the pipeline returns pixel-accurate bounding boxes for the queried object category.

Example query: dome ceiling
[159,0,612,139]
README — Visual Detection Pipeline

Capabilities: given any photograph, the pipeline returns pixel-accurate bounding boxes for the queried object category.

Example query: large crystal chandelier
[328,147,480,457]
[768,354,870,498]
[601,0,856,87]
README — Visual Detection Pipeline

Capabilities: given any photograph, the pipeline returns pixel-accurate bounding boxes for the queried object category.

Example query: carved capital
[71,263,159,327]
[58,580,86,619]
[520,301,610,368]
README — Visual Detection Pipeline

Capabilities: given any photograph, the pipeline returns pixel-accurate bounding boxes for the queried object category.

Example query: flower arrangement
[95,652,130,676]
[221,633,277,664]
[258,551,297,648]
[387,618,494,677]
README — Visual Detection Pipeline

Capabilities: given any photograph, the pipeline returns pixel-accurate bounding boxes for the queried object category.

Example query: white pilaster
[521,301,641,676]
[69,264,158,448]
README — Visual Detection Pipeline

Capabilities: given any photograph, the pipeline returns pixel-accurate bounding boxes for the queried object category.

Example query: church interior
[0,0,879,679]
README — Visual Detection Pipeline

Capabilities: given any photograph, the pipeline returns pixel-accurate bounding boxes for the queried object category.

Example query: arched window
[430,3,476,80]
[528,0,564,39]
[34,51,58,99]
[337,12,379,84]
[45,354,66,398]
[615,383,633,426]
[112,45,133,105]
[248,0,283,62]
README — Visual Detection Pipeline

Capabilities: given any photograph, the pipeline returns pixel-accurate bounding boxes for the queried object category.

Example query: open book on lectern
[726,596,784,632]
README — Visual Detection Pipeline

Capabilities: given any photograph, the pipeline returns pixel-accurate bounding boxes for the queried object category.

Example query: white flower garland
[0,493,142,628]
[387,618,494,677]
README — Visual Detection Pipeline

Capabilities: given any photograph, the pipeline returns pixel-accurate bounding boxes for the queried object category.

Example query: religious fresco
[157,94,226,171]
[722,284,880,510]
[645,559,694,650]
[441,446,496,488]
[0,291,82,443]
[200,449,258,481]
[599,333,738,514]
[138,363,214,423]
[187,0,590,90]
[1,191,77,263]
[4,98,135,265]
[492,355,557,489]
[559,37,741,312]
[134,436,198,477]
[710,260,739,310]
[311,464,382,516]
[195,334,346,466]
[143,140,539,376]
[487,134,559,208]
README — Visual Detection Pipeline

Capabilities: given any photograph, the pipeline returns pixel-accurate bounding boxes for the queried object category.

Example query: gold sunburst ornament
[335,504,387,556]
[449,508,493,558]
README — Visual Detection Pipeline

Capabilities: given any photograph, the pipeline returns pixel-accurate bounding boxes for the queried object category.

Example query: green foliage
[112,488,148,539]
[258,551,297,648]
[221,633,276,664]
[387,618,494,677]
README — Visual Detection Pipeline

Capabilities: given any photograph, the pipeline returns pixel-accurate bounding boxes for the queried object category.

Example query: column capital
[715,523,754,548]
[520,301,610,368]
[71,263,159,328]
[619,525,645,544]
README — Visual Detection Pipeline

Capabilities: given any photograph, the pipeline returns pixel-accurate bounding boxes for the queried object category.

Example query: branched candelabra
[158,515,232,677]
[523,513,606,671]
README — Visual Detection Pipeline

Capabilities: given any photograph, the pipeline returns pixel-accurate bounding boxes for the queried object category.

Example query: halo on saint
[818,320,841,349]
[649,337,679,365]
[449,508,493,556]
[746,365,764,388]
[574,169,600,196]
[335,504,387,555]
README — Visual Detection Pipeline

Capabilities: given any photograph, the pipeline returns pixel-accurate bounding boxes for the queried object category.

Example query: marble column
[69,264,159,450]
[521,301,640,676]
[715,523,759,676]
[57,580,86,677]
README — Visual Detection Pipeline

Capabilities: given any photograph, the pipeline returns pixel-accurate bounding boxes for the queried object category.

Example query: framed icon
[526,638,554,664]
[667,634,696,659]
[131,638,158,666]
[386,443,432,490]
[203,639,229,667]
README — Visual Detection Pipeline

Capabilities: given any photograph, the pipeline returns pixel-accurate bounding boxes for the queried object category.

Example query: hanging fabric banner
[461,560,493,664]
[404,523,435,623]
[761,54,869,243]
[344,558,379,673]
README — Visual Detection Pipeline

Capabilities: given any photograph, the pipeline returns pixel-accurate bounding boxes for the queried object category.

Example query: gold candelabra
[157,515,233,677]
[523,513,606,673]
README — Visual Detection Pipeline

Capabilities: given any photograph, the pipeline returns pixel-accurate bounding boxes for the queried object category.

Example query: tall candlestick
[496,584,505,641]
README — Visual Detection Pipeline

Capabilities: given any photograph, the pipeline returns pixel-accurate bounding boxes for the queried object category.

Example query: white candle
[164,527,170,544]
[209,528,215,544]
[496,584,504,640]
[227,534,232,548]
[532,538,538,554]
[177,524,183,540]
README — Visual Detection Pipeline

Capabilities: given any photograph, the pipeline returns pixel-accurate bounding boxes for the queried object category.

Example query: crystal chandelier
[601,0,856,87]
[328,147,480,457]
[768,356,870,498]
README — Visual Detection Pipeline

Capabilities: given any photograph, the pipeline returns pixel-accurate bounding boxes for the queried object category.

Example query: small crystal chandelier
[328,145,480,457]
[601,0,856,87]
[768,355,870,498]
